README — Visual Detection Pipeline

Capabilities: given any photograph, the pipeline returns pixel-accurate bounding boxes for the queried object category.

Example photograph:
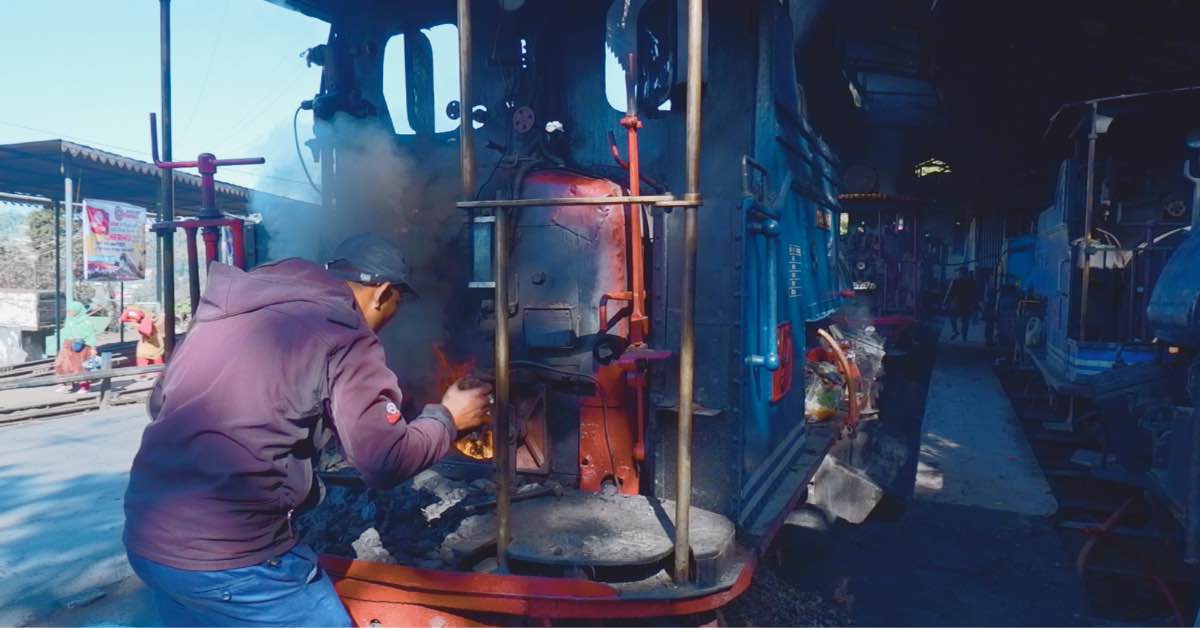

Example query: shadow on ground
[0,409,158,626]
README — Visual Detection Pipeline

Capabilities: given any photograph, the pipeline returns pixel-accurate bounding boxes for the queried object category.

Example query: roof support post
[63,173,74,304]
[159,0,176,354]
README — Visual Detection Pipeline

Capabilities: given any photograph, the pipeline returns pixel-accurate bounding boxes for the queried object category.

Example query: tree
[26,207,58,290]
[21,206,95,302]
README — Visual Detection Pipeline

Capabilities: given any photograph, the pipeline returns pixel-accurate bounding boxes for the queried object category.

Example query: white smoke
[252,113,473,405]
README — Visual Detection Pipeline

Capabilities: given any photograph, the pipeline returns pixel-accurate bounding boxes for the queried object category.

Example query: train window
[383,24,475,136]
[425,24,463,133]
[604,0,674,114]
[383,35,418,135]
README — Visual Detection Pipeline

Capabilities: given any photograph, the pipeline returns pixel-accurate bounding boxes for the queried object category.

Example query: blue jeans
[127,545,351,627]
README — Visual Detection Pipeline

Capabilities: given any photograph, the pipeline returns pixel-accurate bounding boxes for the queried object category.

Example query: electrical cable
[509,360,619,486]
[293,105,322,197]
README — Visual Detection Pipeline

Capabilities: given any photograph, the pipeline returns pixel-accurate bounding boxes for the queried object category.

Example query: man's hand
[442,378,493,433]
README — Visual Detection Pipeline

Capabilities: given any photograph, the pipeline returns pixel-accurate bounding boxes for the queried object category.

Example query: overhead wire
[180,0,231,137]
[293,105,322,197]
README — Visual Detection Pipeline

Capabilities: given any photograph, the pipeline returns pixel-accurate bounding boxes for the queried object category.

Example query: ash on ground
[296,467,507,570]
[723,564,854,627]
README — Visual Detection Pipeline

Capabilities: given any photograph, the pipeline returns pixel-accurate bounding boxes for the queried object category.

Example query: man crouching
[123,233,490,626]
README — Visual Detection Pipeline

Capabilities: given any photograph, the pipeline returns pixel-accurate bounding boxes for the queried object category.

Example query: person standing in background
[120,306,166,366]
[943,267,979,341]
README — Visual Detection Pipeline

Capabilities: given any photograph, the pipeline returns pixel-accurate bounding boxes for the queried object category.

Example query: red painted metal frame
[321,553,757,623]
[816,328,861,435]
[771,322,794,402]
[151,218,248,269]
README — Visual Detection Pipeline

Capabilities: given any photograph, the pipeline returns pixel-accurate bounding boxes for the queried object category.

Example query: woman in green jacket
[53,300,98,393]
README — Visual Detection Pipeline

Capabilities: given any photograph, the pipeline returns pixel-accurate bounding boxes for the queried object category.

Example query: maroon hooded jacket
[124,259,454,570]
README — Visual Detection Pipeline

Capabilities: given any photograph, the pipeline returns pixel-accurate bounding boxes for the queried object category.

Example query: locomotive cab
[264,0,876,622]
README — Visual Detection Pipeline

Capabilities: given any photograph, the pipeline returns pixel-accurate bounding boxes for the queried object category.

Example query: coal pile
[297,467,508,570]
[723,565,854,627]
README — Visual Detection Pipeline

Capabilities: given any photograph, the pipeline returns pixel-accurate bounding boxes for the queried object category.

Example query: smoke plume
[253,113,472,405]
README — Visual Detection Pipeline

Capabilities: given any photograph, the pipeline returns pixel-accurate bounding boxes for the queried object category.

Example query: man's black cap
[325,233,419,297]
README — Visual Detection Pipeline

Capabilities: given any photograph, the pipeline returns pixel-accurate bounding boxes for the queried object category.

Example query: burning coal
[432,343,494,460]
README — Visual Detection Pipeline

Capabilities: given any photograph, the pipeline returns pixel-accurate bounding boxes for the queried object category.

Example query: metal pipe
[457,194,676,209]
[185,229,200,316]
[684,0,703,196]
[674,0,704,585]
[160,0,176,355]
[457,0,507,571]
[63,175,74,304]
[622,53,648,343]
[457,0,476,200]
[54,200,61,353]
[1078,102,1098,342]
[493,207,512,573]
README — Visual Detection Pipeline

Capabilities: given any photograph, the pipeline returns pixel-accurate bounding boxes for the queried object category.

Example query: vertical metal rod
[623,53,648,342]
[1078,102,1098,342]
[674,0,704,585]
[457,0,476,200]
[230,221,246,270]
[63,176,74,304]
[493,207,512,573]
[54,200,61,353]
[119,283,125,343]
[457,0,507,570]
[160,0,177,354]
[185,229,200,317]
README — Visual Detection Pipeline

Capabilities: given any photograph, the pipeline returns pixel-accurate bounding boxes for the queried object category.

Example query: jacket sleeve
[326,331,456,488]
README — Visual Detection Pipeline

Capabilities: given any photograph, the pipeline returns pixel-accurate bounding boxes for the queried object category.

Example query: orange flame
[432,344,494,460]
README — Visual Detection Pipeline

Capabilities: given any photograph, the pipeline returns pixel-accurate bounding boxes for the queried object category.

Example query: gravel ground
[724,564,853,627]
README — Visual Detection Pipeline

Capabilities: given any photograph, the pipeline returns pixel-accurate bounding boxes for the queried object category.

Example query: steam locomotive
[1004,88,1200,563]
[262,0,882,623]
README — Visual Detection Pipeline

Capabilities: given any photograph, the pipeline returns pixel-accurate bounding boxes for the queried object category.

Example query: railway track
[0,380,154,426]
[996,362,1199,626]
[0,340,152,426]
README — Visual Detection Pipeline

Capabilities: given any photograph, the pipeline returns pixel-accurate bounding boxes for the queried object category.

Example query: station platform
[811,326,1087,626]
[0,406,156,626]
[915,338,1058,516]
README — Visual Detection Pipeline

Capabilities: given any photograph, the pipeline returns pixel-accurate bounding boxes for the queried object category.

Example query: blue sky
[0,1,327,197]
[0,1,640,200]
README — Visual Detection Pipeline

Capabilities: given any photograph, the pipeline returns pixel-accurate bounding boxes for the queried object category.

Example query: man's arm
[326,332,454,489]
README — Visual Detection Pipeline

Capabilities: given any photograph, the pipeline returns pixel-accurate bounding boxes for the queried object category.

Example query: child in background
[120,307,166,366]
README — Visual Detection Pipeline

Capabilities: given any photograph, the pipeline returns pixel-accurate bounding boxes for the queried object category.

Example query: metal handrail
[0,364,164,391]
[455,0,705,583]
[456,194,677,209]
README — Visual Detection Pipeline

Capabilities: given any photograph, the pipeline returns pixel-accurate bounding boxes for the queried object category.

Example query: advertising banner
[82,199,147,281]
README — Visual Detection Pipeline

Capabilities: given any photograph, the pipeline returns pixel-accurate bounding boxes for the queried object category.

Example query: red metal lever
[150,113,265,170]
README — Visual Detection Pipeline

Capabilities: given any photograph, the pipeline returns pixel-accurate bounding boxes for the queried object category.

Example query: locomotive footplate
[440,490,736,587]
[505,492,736,586]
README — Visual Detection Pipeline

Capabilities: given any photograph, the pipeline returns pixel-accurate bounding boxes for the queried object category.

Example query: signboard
[82,199,147,281]
[787,243,803,299]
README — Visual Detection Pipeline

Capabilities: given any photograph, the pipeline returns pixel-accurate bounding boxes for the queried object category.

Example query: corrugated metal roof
[0,139,252,214]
